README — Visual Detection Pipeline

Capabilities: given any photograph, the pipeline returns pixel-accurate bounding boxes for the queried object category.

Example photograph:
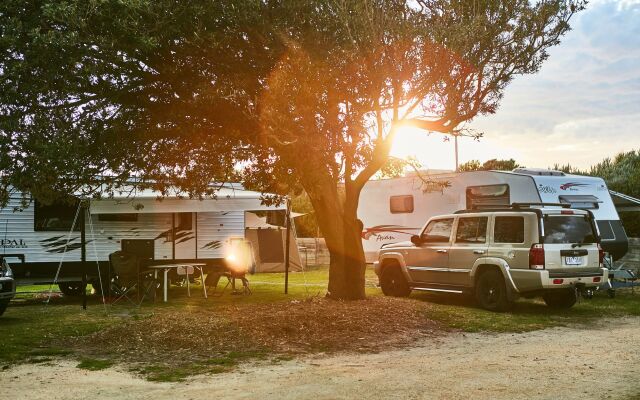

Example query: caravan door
[174,212,196,259]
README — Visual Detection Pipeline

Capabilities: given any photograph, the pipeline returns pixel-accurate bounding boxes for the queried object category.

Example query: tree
[1,0,585,299]
[459,158,521,172]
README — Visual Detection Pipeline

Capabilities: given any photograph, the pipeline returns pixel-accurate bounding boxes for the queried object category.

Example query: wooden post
[171,213,176,260]
[284,199,291,294]
[80,203,87,310]
[194,212,198,259]
[454,133,459,172]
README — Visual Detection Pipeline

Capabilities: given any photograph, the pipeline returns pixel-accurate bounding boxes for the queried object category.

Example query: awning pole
[80,202,87,310]
[284,198,291,294]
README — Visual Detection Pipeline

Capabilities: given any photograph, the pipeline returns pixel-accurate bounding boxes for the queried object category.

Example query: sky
[390,0,640,171]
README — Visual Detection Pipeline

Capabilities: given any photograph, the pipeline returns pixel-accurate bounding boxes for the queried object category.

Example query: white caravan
[358,169,628,263]
[0,185,301,290]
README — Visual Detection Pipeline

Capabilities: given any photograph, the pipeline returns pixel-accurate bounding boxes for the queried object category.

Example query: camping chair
[176,265,195,297]
[109,251,156,306]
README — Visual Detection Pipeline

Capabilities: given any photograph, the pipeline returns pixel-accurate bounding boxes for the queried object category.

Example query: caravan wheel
[58,282,86,296]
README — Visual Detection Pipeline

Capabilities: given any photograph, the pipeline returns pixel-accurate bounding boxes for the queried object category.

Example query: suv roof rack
[454,202,571,214]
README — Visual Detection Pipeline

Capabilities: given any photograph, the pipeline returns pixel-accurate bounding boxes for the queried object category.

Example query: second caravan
[358,169,628,263]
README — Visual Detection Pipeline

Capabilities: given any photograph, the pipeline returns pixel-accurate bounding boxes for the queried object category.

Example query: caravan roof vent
[512,168,566,176]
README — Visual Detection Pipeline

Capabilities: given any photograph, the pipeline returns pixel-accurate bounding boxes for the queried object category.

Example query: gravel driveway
[2,317,639,400]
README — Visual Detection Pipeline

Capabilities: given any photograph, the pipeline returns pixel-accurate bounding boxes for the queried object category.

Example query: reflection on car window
[494,216,525,243]
[421,219,453,243]
[455,217,488,243]
[544,215,596,244]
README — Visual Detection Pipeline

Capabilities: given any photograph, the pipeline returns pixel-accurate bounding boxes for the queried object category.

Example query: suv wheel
[380,266,411,297]
[475,270,511,312]
[543,288,577,309]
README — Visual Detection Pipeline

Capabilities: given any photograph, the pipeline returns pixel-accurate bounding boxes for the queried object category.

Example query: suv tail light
[529,244,545,270]
[598,243,604,267]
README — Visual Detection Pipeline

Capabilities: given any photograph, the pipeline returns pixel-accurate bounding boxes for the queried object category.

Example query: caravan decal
[362,225,419,242]
[560,182,589,191]
[39,236,93,253]
[201,240,222,250]
[537,184,557,194]
[155,228,194,243]
[1,238,27,249]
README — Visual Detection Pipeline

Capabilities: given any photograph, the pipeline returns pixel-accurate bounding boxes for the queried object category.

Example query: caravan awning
[610,190,640,212]
[89,187,285,214]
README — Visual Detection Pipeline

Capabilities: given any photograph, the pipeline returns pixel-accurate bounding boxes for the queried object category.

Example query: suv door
[448,216,489,286]
[405,218,453,285]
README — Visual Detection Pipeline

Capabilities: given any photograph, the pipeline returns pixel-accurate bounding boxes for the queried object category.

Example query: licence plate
[565,256,582,265]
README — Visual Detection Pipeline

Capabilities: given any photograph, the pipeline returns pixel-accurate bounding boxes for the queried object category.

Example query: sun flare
[389,126,520,172]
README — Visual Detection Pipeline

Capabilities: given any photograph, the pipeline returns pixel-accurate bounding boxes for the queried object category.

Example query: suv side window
[494,216,525,243]
[455,217,488,243]
[421,218,454,243]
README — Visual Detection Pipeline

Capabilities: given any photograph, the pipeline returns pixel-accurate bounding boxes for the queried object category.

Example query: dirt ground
[2,317,639,400]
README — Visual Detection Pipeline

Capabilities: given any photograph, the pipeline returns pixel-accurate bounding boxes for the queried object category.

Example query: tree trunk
[306,185,367,300]
[324,221,367,300]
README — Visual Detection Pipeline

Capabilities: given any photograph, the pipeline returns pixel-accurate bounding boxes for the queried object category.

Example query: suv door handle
[436,249,448,254]
[473,250,486,255]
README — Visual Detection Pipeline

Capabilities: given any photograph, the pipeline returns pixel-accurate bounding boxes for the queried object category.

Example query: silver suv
[374,203,608,311]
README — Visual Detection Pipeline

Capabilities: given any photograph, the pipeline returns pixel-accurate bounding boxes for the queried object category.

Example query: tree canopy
[458,158,521,172]
[0,0,585,298]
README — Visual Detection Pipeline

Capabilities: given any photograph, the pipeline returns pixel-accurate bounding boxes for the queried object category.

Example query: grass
[77,358,115,371]
[1,265,639,381]
[413,288,640,332]
[131,350,266,382]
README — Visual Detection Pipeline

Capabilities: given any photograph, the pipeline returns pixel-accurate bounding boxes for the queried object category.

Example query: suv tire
[543,288,577,309]
[475,269,511,312]
[380,266,411,297]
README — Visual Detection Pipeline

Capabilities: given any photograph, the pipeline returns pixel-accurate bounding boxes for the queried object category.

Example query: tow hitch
[575,283,594,300]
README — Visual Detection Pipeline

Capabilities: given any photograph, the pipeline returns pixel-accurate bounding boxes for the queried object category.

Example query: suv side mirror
[410,235,422,246]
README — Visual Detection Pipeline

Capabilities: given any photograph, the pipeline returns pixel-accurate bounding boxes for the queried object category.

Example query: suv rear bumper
[511,268,608,292]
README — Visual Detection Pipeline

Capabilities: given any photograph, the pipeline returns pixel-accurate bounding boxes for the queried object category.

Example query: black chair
[109,251,156,306]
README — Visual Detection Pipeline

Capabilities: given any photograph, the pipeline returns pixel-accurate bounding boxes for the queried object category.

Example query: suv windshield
[543,215,597,244]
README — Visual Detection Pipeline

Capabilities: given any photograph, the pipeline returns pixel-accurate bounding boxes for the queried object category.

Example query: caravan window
[34,200,81,232]
[390,195,414,214]
[466,184,510,209]
[176,212,193,230]
[559,195,600,210]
